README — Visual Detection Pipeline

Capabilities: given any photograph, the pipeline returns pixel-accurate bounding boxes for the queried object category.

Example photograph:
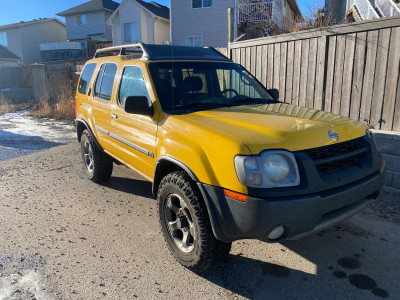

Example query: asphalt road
[0,142,399,300]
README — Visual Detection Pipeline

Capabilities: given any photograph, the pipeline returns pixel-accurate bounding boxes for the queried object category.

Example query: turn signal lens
[246,173,262,185]
[224,189,247,202]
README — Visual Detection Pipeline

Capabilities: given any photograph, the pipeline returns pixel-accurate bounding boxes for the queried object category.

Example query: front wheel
[158,171,231,272]
[80,129,113,183]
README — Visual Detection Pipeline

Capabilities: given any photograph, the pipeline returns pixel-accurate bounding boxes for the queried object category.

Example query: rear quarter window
[78,63,96,95]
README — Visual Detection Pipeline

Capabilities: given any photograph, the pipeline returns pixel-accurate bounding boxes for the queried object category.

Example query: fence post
[30,64,49,102]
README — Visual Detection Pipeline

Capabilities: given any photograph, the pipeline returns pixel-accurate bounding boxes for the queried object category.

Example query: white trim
[191,0,214,9]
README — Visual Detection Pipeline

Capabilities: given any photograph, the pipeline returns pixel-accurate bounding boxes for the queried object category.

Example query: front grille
[304,138,368,175]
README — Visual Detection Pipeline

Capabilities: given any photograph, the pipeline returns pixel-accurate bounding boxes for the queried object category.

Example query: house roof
[0,45,20,60]
[107,0,170,24]
[56,0,119,16]
[135,0,169,20]
[0,18,65,31]
[287,0,303,20]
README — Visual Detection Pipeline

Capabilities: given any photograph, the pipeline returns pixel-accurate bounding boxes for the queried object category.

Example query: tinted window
[94,63,117,101]
[148,61,272,111]
[94,64,105,98]
[118,67,150,106]
[78,63,96,95]
[99,64,118,101]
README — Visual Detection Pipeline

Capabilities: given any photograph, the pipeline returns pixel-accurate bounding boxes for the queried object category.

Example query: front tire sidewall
[159,185,202,265]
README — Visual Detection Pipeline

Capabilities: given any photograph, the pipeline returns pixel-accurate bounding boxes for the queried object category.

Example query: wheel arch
[75,118,104,152]
[153,156,228,243]
[152,156,198,197]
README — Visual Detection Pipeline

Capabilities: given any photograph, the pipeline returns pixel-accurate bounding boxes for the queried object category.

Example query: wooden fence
[0,66,19,89]
[26,58,88,102]
[229,16,400,132]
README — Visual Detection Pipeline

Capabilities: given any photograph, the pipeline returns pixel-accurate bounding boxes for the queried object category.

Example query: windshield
[148,61,275,112]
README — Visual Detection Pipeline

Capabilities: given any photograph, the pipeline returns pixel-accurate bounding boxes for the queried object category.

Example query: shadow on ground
[0,130,62,150]
[102,169,396,299]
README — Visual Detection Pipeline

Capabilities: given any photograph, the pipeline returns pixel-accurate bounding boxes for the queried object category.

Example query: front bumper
[197,160,385,243]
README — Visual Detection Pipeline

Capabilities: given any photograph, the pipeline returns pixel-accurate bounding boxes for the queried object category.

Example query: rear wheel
[158,171,231,272]
[80,129,113,183]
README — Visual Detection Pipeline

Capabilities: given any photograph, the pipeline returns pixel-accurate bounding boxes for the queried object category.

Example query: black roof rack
[94,43,231,61]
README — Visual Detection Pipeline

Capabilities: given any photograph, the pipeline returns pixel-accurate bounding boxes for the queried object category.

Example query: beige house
[107,0,170,46]
[0,18,66,65]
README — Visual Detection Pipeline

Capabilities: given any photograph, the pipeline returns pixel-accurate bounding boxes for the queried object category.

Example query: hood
[178,103,367,154]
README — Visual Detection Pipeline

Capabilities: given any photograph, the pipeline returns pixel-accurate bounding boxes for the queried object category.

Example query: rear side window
[118,66,150,106]
[78,63,96,95]
[94,63,118,101]
[94,64,106,98]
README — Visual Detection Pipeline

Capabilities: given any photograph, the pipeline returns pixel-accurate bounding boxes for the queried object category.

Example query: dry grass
[0,94,18,115]
[31,78,76,122]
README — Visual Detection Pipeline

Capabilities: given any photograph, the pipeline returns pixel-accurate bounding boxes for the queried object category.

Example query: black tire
[157,171,231,272]
[80,129,113,183]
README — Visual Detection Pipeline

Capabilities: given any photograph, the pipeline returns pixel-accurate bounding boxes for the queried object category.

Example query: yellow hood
[179,103,367,154]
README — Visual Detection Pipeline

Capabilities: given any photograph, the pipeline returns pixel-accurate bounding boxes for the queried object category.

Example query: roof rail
[94,43,150,59]
[93,43,231,61]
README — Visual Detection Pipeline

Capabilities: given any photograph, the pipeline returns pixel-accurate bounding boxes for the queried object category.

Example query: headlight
[366,129,376,144]
[235,150,300,188]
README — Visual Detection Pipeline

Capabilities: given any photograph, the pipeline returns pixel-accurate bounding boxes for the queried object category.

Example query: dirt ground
[0,140,399,299]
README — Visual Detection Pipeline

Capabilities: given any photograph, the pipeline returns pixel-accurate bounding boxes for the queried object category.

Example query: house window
[186,36,202,47]
[124,23,139,43]
[76,14,86,25]
[192,0,212,8]
[0,32,7,47]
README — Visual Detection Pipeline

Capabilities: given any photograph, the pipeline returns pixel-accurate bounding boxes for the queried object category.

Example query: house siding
[326,0,348,22]
[141,8,150,43]
[65,11,110,41]
[154,19,170,44]
[0,60,18,67]
[117,0,142,44]
[112,14,122,45]
[2,28,23,61]
[109,0,170,46]
[1,20,66,65]
[282,1,297,31]
[20,21,67,64]
[171,0,235,47]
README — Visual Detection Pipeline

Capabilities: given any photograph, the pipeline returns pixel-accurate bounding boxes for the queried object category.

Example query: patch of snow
[0,253,58,300]
[0,110,76,161]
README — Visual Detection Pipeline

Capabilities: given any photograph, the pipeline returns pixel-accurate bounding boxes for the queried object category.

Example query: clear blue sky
[0,0,319,26]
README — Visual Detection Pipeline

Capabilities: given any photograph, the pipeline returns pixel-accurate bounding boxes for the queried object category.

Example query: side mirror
[124,96,154,116]
[268,88,279,100]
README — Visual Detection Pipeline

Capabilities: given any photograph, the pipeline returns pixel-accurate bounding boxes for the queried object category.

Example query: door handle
[111,114,118,119]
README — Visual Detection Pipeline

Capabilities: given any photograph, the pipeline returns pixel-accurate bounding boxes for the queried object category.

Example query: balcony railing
[350,0,380,20]
[237,1,274,23]
[375,0,400,16]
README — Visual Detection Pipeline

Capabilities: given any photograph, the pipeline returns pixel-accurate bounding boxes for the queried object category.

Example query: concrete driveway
[0,142,399,299]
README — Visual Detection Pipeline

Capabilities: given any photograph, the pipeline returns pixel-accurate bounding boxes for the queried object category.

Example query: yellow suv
[75,43,385,272]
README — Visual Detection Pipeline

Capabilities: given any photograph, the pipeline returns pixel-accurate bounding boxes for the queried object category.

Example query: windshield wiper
[174,102,227,110]
[230,97,278,104]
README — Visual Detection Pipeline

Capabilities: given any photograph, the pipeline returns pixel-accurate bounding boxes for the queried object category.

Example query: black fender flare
[75,118,104,152]
[152,156,226,242]
[152,155,198,196]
